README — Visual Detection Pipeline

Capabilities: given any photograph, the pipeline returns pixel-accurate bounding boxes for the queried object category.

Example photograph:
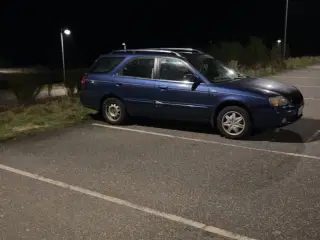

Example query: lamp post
[60,28,71,84]
[283,0,289,59]
[122,42,126,50]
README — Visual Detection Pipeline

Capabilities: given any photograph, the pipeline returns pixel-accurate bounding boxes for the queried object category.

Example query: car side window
[90,57,125,73]
[118,58,155,79]
[159,58,195,81]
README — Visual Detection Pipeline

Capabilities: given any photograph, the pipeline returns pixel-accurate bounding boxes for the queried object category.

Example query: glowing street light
[122,42,126,50]
[63,29,71,35]
[277,39,282,48]
[60,28,71,84]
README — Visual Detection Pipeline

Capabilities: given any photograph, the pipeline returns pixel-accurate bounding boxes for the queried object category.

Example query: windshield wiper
[230,73,248,80]
[212,73,248,82]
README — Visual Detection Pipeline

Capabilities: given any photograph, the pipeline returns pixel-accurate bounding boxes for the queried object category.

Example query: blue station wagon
[80,48,304,139]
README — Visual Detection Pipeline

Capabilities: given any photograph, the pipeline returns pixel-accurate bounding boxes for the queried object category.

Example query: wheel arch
[100,93,124,112]
[211,100,253,127]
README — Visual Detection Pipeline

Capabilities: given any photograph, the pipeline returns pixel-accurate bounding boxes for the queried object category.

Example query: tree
[208,42,245,65]
[244,37,269,68]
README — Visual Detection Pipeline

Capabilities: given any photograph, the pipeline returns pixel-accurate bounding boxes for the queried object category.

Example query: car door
[113,56,157,117]
[154,57,213,122]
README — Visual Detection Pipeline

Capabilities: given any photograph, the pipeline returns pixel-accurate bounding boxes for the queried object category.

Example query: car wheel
[102,98,127,125]
[216,106,252,139]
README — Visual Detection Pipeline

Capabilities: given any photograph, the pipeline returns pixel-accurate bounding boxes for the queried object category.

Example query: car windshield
[182,53,246,83]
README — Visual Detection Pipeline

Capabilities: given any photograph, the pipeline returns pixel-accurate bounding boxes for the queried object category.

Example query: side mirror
[183,74,198,82]
[191,78,202,91]
[182,74,201,90]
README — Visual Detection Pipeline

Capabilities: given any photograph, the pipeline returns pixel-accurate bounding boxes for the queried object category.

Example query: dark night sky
[0,0,319,68]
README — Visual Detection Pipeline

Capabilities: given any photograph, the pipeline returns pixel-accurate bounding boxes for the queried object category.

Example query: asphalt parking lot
[1,66,320,240]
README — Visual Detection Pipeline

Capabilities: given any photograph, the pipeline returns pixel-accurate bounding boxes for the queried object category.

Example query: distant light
[228,69,235,75]
[277,39,282,44]
[64,29,71,35]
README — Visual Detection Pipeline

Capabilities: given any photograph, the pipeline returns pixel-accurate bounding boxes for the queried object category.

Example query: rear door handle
[115,83,123,87]
[159,85,168,90]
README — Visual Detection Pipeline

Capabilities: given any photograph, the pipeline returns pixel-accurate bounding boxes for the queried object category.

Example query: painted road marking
[92,123,320,160]
[0,164,257,240]
[306,130,320,143]
[305,97,320,101]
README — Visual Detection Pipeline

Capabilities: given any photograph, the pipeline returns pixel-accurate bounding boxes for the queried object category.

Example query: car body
[80,48,304,139]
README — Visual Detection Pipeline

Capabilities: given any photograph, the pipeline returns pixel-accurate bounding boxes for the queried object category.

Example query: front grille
[290,91,304,105]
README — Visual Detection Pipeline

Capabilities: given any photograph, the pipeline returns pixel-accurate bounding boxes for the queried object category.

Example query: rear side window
[117,57,155,79]
[90,57,125,73]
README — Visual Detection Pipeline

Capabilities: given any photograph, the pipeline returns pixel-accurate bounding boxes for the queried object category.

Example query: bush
[206,36,320,77]
[7,73,49,104]
[244,37,269,67]
[209,42,245,64]
[285,56,320,69]
[1,67,87,103]
[0,73,9,90]
[50,68,86,97]
[65,68,87,96]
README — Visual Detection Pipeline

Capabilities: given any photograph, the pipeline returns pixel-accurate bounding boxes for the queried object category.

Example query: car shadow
[89,113,320,144]
[249,128,304,143]
[268,117,320,143]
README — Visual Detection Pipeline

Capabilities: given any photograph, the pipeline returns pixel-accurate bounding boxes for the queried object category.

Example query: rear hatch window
[90,56,125,73]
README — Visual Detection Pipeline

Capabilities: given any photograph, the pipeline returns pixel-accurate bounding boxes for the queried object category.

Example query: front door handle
[115,83,123,87]
[159,85,168,90]
[210,89,217,95]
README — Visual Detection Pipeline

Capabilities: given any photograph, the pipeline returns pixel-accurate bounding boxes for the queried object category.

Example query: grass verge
[0,97,94,142]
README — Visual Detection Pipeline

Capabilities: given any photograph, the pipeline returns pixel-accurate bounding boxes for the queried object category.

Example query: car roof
[100,48,205,59]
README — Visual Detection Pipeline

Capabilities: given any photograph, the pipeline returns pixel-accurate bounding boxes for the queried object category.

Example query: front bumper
[277,111,303,127]
[253,103,304,129]
[275,103,304,127]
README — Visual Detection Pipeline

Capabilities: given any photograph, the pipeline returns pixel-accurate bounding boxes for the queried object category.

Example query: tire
[101,98,128,125]
[216,106,252,139]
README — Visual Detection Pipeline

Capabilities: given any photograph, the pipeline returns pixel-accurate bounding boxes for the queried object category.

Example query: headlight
[269,96,289,106]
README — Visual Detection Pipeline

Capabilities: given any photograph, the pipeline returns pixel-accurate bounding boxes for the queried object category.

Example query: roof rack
[149,48,204,54]
[112,49,182,57]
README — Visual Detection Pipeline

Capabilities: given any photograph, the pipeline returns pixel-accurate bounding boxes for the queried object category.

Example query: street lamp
[64,29,71,36]
[283,0,289,59]
[122,42,126,50]
[60,28,71,84]
[277,39,282,47]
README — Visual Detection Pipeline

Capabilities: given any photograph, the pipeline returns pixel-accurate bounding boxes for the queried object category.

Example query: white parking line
[92,123,320,160]
[306,130,320,143]
[0,164,257,240]
[305,97,320,101]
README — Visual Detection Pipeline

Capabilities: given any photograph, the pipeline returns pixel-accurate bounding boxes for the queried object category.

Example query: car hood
[222,77,299,96]
[218,77,304,105]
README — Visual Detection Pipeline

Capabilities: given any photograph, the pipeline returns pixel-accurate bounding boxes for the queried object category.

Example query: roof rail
[112,49,182,57]
[149,48,204,54]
